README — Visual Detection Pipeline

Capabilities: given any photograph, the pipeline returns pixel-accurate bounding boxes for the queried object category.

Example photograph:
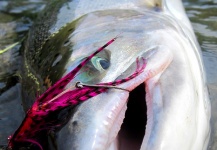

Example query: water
[0,0,217,149]
[0,0,47,147]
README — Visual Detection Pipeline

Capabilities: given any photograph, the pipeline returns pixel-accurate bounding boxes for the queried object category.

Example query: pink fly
[7,36,147,150]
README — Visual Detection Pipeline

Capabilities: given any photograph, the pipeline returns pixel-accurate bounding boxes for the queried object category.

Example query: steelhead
[15,0,210,150]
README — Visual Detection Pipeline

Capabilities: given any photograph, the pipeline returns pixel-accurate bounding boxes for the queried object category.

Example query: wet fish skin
[21,0,210,150]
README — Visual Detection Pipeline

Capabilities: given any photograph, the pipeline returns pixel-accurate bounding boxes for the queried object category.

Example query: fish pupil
[99,59,110,70]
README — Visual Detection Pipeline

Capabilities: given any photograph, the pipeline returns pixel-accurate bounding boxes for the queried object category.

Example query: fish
[17,0,210,150]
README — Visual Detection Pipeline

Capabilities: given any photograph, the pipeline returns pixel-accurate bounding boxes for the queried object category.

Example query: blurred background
[0,0,216,149]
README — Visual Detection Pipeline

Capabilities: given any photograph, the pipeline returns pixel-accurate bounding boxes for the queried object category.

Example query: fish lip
[98,66,149,149]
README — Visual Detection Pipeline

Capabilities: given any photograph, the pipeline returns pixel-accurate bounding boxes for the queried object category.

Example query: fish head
[47,1,211,150]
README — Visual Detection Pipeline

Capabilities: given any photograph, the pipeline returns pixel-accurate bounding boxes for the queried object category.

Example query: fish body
[20,0,210,150]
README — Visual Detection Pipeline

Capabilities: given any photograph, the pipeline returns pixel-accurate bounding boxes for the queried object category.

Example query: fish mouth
[85,67,154,150]
[102,54,169,150]
[102,69,149,150]
[117,83,147,150]
[106,48,172,150]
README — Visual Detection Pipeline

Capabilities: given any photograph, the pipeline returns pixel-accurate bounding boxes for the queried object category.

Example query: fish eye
[91,56,110,71]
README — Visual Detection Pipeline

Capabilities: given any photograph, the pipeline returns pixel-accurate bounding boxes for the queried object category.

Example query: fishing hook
[75,81,130,92]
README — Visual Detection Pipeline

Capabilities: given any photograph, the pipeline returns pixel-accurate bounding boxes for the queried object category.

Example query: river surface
[0,0,217,149]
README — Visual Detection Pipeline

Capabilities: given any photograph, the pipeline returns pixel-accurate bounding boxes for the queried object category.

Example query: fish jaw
[57,90,129,150]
